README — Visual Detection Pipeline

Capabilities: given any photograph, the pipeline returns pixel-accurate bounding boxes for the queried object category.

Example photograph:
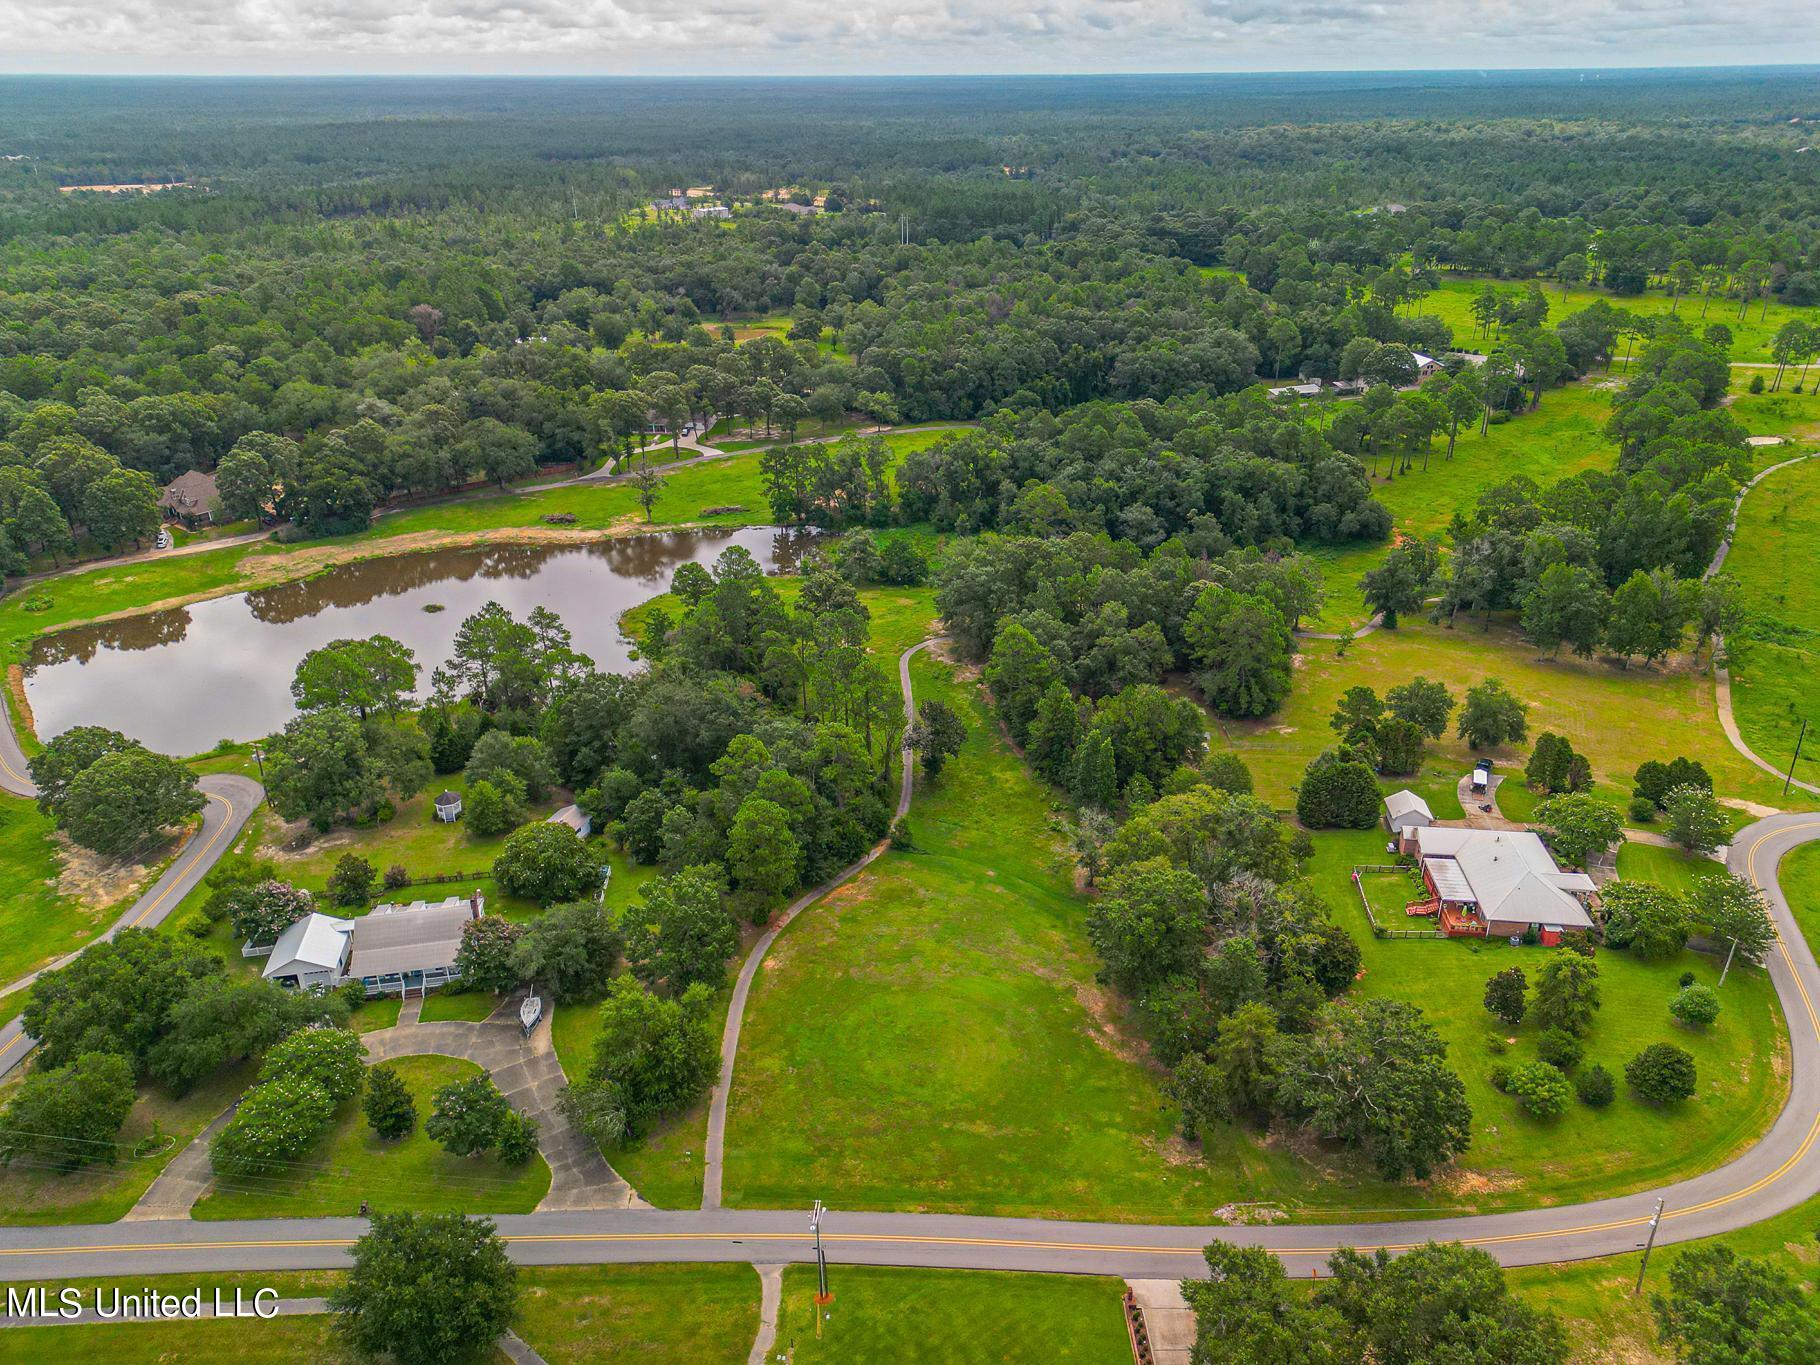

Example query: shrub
[1536,1027,1584,1071]
[326,854,377,908]
[889,817,914,850]
[1488,1063,1513,1093]
[1485,1035,1509,1056]
[1626,1043,1697,1103]
[1670,984,1721,1028]
[383,863,411,890]
[495,1110,538,1165]
[1628,795,1658,823]
[1575,1064,1616,1108]
[1507,1062,1572,1118]
[1294,753,1381,829]
[1483,967,1528,1027]
[363,1065,417,1140]
[492,822,599,904]
[1678,970,1697,988]
[426,1076,511,1156]
[1749,373,1766,394]
[1601,881,1690,960]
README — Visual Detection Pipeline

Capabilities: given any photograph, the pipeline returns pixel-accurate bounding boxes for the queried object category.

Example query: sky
[1,0,1817,76]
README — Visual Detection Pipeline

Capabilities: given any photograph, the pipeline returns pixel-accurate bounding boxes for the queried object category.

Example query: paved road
[0,773,263,1079]
[701,637,941,1208]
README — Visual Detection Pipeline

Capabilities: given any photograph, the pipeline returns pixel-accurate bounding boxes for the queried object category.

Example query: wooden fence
[1350,865,1444,940]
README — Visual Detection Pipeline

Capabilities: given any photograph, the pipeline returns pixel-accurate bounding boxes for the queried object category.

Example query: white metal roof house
[347,893,485,998]
[1384,789,1435,844]
[1407,826,1599,944]
[259,913,354,991]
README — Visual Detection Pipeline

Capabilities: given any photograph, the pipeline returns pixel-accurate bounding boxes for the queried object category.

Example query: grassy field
[726,652,1419,1223]
[1508,1182,1820,1361]
[420,989,504,1023]
[1303,382,1625,632]
[0,791,113,988]
[254,779,553,903]
[0,1061,254,1225]
[192,1055,551,1221]
[776,1265,1131,1364]
[516,1263,758,1364]
[0,1317,353,1363]
[1781,840,1820,951]
[1414,274,1815,362]
[1725,454,1820,789]
[0,1264,754,1365]
[1308,828,1785,1210]
[1219,614,1806,815]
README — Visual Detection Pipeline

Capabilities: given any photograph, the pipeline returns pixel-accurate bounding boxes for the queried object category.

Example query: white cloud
[0,0,1814,73]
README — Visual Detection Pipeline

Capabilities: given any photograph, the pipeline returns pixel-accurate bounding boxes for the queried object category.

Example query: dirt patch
[1721,796,1782,818]
[4,665,35,740]
[1212,1202,1289,1226]
[1429,1165,1525,1199]
[54,832,173,908]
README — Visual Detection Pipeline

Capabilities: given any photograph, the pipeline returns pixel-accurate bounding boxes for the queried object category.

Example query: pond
[26,527,813,755]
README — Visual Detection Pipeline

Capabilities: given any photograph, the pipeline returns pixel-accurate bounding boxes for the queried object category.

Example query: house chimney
[470,890,481,919]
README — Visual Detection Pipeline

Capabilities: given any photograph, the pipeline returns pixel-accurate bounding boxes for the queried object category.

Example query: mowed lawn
[0,1265,758,1365]
[515,1263,759,1364]
[1307,829,1786,1210]
[1725,453,1820,789]
[776,1265,1131,1364]
[1217,613,1806,814]
[193,1055,550,1220]
[1414,275,1815,362]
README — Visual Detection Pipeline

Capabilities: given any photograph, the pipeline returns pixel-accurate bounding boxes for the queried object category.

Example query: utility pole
[1719,936,1739,987]
[810,1199,833,1336]
[1784,719,1808,796]
[1633,1197,1666,1296]
[250,743,270,806]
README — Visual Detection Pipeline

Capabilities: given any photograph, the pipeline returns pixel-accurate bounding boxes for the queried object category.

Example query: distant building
[650,195,688,212]
[158,470,219,528]
[547,803,593,838]
[433,790,463,823]
[1410,352,1444,380]
[1267,380,1324,399]
[692,203,731,220]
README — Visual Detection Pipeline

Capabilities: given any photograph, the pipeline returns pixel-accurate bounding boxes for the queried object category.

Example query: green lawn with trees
[1415,274,1813,363]
[1306,829,1785,1209]
[192,1055,551,1221]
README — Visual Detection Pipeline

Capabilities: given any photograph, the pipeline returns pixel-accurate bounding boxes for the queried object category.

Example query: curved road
[0,736,262,1079]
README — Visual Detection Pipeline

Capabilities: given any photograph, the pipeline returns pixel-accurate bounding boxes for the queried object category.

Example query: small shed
[433,790,463,823]
[1471,762,1493,794]
[547,803,592,838]
[1384,789,1434,850]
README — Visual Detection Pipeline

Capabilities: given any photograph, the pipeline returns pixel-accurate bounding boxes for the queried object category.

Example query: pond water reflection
[27,527,812,754]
